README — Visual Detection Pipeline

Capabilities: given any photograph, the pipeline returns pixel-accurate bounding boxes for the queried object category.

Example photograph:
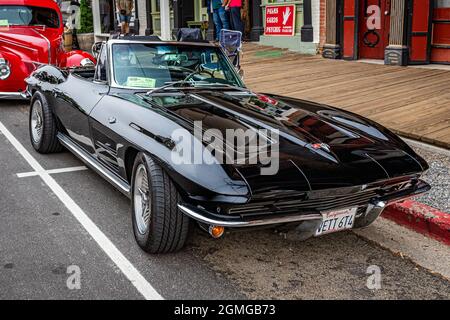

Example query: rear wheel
[131,152,190,253]
[29,92,63,153]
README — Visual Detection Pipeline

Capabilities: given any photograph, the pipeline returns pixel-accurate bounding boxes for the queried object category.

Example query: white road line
[17,166,88,178]
[0,121,163,300]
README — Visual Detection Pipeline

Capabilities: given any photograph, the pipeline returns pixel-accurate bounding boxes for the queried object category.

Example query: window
[0,5,60,28]
[111,43,243,88]
[95,45,108,82]
[435,0,450,8]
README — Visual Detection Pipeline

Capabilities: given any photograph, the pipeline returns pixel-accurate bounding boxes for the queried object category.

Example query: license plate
[315,207,357,236]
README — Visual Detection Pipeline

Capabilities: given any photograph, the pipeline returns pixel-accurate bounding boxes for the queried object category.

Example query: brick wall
[319,0,326,50]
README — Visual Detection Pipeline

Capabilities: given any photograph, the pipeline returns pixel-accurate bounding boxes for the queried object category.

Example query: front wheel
[131,153,190,254]
[29,92,63,154]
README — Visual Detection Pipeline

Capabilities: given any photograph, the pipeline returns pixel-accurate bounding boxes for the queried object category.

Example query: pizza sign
[264,5,296,36]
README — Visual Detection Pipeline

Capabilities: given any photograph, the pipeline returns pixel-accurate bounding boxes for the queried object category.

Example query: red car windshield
[0,5,60,28]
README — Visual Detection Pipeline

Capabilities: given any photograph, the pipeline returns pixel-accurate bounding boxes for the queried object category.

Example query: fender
[59,50,96,68]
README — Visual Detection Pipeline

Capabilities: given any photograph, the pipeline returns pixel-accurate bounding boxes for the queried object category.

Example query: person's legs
[119,14,126,34]
[124,15,132,34]
[212,9,223,41]
[218,6,230,31]
[230,7,243,33]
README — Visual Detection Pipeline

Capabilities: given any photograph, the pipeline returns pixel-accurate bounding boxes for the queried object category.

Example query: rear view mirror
[92,42,103,59]
[238,68,244,80]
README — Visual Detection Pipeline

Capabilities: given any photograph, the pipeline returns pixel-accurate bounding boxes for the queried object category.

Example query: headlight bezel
[0,58,11,80]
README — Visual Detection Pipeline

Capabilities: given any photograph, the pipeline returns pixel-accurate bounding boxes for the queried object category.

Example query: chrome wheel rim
[134,164,151,235]
[31,100,44,144]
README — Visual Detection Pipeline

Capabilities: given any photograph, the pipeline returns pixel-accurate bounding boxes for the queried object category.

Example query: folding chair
[219,29,242,69]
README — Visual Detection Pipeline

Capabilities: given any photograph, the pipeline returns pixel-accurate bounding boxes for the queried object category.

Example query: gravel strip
[405,139,450,213]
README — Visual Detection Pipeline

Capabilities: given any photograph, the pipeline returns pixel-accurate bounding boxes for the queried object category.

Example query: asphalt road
[0,100,449,300]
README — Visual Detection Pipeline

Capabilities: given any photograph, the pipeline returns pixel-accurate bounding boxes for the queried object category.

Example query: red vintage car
[0,0,95,99]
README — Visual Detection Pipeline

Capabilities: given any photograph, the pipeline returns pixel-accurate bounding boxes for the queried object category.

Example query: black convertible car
[26,37,430,254]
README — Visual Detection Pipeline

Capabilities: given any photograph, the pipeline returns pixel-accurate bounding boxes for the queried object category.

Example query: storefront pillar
[384,0,408,66]
[145,0,153,35]
[160,0,171,40]
[133,0,140,34]
[322,0,341,59]
[250,0,264,41]
[301,0,313,42]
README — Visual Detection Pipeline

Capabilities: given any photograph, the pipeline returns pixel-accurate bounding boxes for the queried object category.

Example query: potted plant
[76,0,95,53]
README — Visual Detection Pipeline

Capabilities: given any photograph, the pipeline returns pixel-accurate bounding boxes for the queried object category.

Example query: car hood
[0,26,59,64]
[141,90,428,194]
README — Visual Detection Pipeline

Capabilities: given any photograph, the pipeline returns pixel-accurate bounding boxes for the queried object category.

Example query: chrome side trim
[0,92,28,99]
[177,203,323,228]
[382,179,431,205]
[57,133,131,197]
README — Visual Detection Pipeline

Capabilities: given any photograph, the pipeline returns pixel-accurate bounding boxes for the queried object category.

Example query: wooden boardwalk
[242,43,450,149]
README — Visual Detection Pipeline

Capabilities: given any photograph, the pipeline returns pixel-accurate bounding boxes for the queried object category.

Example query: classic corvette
[0,0,94,99]
[25,37,430,253]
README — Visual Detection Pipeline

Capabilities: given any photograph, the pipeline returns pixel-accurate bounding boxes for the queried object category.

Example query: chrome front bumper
[0,91,30,100]
[177,180,431,228]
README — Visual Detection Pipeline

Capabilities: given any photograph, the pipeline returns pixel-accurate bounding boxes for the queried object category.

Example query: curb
[382,200,450,246]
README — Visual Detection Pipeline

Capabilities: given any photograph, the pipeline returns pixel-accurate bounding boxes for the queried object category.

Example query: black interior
[72,68,96,81]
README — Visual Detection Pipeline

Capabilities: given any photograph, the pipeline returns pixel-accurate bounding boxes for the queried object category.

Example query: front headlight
[80,58,94,67]
[0,58,11,80]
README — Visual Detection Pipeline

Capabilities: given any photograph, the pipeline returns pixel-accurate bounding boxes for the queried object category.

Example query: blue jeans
[213,7,230,40]
[230,7,243,34]
[119,14,131,23]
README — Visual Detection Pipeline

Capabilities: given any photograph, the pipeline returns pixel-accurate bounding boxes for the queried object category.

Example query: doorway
[358,0,391,59]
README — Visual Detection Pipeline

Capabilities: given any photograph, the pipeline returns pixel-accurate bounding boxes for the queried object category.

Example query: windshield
[111,43,244,89]
[0,6,60,28]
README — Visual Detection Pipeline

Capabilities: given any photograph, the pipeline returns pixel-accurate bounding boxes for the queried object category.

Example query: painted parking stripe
[17,166,88,178]
[0,121,163,300]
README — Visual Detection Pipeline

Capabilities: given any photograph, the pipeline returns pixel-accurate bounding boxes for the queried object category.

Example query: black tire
[131,152,190,254]
[29,91,63,153]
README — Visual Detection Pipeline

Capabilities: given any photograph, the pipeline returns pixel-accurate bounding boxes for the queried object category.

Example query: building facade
[86,0,324,54]
[323,0,450,65]
[259,0,323,54]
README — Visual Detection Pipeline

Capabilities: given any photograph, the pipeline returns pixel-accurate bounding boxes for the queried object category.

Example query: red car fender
[0,51,34,93]
[59,50,96,68]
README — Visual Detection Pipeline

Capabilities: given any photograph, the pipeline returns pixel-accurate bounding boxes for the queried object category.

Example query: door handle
[108,117,117,124]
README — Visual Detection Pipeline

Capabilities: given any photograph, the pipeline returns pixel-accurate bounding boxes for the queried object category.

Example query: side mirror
[92,42,103,59]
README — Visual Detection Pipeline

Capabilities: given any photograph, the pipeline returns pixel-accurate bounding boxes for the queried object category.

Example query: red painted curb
[382,200,450,246]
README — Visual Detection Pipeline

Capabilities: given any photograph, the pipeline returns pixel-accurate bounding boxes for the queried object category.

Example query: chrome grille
[229,189,378,215]
[227,180,415,217]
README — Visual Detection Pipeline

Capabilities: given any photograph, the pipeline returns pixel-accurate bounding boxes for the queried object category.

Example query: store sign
[264,5,296,36]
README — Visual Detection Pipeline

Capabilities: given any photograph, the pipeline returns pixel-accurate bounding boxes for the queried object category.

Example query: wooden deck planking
[242,44,450,148]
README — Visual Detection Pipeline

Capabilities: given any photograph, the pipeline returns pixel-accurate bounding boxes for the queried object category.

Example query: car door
[52,49,109,154]
[88,44,124,175]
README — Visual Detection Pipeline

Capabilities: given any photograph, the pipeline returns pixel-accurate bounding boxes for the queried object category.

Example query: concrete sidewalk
[242,43,450,149]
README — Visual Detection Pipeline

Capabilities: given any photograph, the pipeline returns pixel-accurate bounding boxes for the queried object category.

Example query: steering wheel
[184,65,215,82]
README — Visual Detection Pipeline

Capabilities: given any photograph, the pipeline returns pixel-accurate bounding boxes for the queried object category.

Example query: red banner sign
[264,5,296,36]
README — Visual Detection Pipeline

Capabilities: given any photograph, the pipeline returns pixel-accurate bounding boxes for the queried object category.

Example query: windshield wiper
[146,80,195,96]
[194,82,250,92]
